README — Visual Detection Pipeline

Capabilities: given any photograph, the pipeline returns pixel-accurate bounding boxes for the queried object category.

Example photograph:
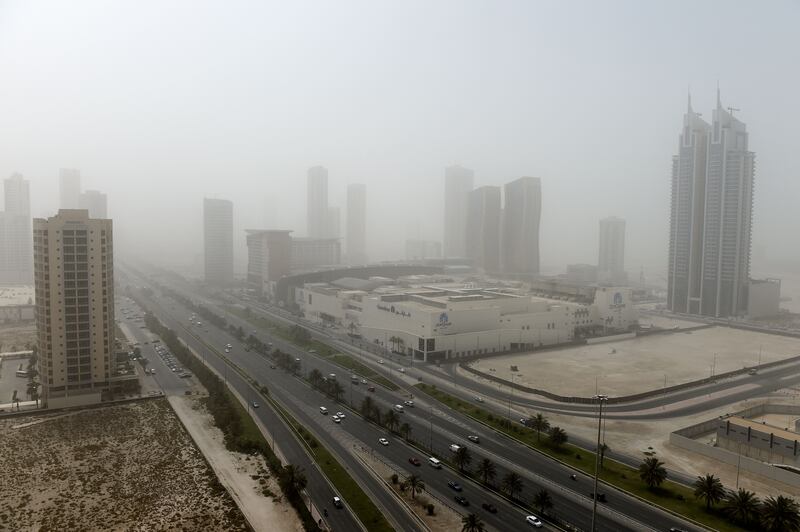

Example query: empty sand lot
[0,399,249,531]
[470,326,800,397]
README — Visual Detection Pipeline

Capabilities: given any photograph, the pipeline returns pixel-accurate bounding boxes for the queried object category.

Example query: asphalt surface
[146,275,707,532]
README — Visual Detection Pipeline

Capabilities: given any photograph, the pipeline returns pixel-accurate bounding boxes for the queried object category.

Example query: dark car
[481,502,497,513]
[589,492,607,503]
[447,480,463,492]
[408,457,421,467]
[368,386,376,392]
[454,495,469,506]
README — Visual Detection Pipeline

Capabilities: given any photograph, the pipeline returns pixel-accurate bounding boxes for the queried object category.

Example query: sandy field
[470,326,800,397]
[0,399,249,531]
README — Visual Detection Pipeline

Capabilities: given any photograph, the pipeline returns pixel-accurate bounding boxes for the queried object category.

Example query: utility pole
[591,394,608,532]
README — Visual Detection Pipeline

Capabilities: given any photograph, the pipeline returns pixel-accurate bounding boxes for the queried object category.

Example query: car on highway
[335,411,345,419]
[399,368,405,373]
[319,406,328,415]
[447,481,462,491]
[525,515,543,528]
[668,528,689,532]
[332,496,343,509]
[252,401,259,408]
[332,415,341,423]
[378,359,384,364]
[367,386,375,392]
[403,400,414,407]
[589,492,607,503]
[393,404,404,413]
[360,378,367,384]
[378,438,389,446]
[408,457,421,467]
[467,435,480,443]
[474,396,484,403]
[454,495,469,506]
[481,502,497,513]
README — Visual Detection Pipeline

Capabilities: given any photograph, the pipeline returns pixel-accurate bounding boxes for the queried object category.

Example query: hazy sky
[1,0,798,280]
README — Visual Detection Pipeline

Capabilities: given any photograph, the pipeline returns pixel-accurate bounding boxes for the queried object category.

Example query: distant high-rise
[79,190,108,219]
[203,198,234,285]
[443,165,474,258]
[307,166,328,238]
[466,186,501,272]
[0,174,33,284]
[291,238,341,270]
[501,177,541,275]
[59,168,81,209]
[598,216,626,283]
[246,230,292,296]
[327,206,341,239]
[668,91,755,317]
[346,184,367,264]
[34,209,116,405]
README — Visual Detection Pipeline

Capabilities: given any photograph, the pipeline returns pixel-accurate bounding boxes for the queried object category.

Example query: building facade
[33,210,116,405]
[405,239,442,261]
[246,230,292,296]
[307,166,328,238]
[78,190,108,219]
[346,184,367,264]
[443,165,474,258]
[598,216,625,283]
[668,92,755,317]
[59,168,81,209]
[291,237,341,271]
[501,176,541,275]
[203,198,234,285]
[466,186,501,272]
[1,174,33,284]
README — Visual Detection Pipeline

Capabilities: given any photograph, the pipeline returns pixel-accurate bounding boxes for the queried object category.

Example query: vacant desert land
[0,399,249,531]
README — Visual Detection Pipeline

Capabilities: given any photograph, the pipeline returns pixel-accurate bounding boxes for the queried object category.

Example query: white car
[378,359,384,364]
[360,378,367,384]
[399,368,405,373]
[474,396,484,403]
[525,515,543,528]
[336,412,346,419]
[378,438,389,446]
[403,400,415,407]
[332,415,341,423]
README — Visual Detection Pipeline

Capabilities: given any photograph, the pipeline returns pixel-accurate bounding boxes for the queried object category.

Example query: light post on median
[591,394,608,532]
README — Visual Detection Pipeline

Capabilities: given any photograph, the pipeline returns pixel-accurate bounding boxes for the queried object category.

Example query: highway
[144,273,705,532]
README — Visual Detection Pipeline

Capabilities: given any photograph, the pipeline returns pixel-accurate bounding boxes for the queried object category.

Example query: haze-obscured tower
[443,165,474,258]
[346,184,367,264]
[668,91,754,317]
[466,186,501,272]
[59,168,81,209]
[1,174,33,284]
[501,176,541,275]
[203,198,234,285]
[34,209,115,405]
[79,190,108,219]
[598,216,626,283]
[307,166,328,238]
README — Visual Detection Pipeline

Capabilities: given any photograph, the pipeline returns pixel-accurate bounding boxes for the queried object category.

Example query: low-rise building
[717,416,800,466]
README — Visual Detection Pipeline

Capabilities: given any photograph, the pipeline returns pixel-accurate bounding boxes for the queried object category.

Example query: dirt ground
[0,399,249,531]
[470,326,800,397]
[169,395,302,532]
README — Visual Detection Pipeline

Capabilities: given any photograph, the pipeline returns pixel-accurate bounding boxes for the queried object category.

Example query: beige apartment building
[33,209,116,407]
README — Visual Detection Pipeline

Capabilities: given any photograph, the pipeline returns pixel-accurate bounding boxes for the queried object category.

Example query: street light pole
[591,394,608,532]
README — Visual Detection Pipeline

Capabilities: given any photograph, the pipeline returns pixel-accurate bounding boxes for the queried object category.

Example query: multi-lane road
[132,270,705,532]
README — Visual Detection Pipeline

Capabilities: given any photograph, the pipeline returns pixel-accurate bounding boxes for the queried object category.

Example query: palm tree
[399,422,412,440]
[693,474,725,511]
[761,495,800,532]
[461,513,485,532]
[330,380,345,402]
[405,474,425,499]
[454,446,472,473]
[723,488,760,526]
[532,489,554,516]
[530,413,550,442]
[279,465,307,497]
[599,443,609,468]
[308,369,323,389]
[638,457,668,489]
[476,458,496,485]
[548,426,568,448]
[384,409,399,432]
[360,396,376,419]
[501,471,523,500]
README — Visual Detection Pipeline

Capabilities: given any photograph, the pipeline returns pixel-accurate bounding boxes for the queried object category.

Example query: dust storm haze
[1,0,798,280]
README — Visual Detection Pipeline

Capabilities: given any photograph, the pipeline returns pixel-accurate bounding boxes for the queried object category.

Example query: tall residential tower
[307,166,328,238]
[668,91,755,317]
[501,176,541,275]
[59,168,81,209]
[203,198,234,285]
[598,216,626,283]
[466,186,501,272]
[1,173,33,284]
[443,165,474,258]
